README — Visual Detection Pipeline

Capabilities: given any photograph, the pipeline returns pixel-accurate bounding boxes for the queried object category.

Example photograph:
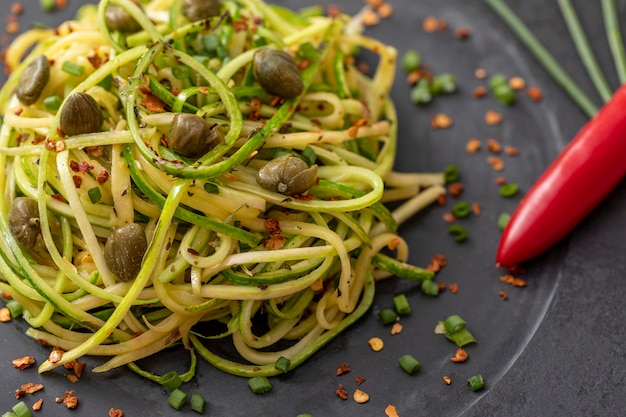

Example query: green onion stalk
[0,0,446,379]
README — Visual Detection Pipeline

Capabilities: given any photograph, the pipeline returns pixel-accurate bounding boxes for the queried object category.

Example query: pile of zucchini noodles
[0,0,446,378]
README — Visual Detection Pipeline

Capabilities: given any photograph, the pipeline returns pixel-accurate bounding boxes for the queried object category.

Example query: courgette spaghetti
[0,0,445,378]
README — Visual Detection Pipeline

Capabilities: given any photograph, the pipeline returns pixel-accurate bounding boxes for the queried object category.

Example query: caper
[59,92,103,136]
[168,113,224,159]
[256,155,318,195]
[182,0,220,21]
[105,4,142,33]
[8,197,40,248]
[253,49,304,98]
[15,55,50,105]
[104,223,148,282]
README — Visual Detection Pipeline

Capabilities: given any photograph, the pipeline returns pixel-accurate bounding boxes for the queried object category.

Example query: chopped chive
[61,61,85,77]
[301,145,317,166]
[296,414,314,417]
[448,224,468,242]
[466,374,486,391]
[401,50,421,72]
[499,183,519,197]
[497,212,511,230]
[444,314,466,334]
[2,412,18,417]
[6,300,23,319]
[398,354,421,375]
[447,328,477,347]
[392,294,411,316]
[421,279,439,297]
[274,356,291,373]
[410,78,432,105]
[431,73,457,95]
[161,371,182,391]
[87,187,102,204]
[39,0,55,11]
[488,73,508,89]
[43,95,62,111]
[203,182,219,194]
[444,164,460,183]
[451,201,471,218]
[203,34,220,52]
[168,388,187,410]
[493,84,516,106]
[378,308,398,325]
[248,376,272,394]
[602,0,626,84]
[12,401,31,417]
[190,393,206,414]
[98,74,113,90]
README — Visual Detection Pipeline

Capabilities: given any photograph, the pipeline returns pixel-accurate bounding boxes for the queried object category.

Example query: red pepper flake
[377,3,393,18]
[442,212,456,223]
[527,86,543,101]
[0,307,11,322]
[472,85,487,98]
[390,322,403,335]
[494,176,507,185]
[48,347,64,364]
[455,27,471,39]
[474,68,488,79]
[437,192,447,206]
[431,113,453,129]
[336,362,351,376]
[472,202,481,216]
[487,156,504,171]
[297,59,311,70]
[87,51,109,69]
[55,0,68,9]
[385,404,400,417]
[508,76,526,91]
[12,356,36,370]
[423,16,440,32]
[32,135,46,145]
[427,253,447,272]
[336,383,348,400]
[96,170,110,184]
[198,87,209,95]
[327,5,342,18]
[499,290,509,300]
[249,98,262,110]
[56,390,78,409]
[485,109,503,126]
[72,175,83,188]
[486,138,502,153]
[442,375,452,385]
[141,94,167,113]
[14,107,23,116]
[438,282,447,292]
[450,347,468,362]
[109,409,124,417]
[51,194,65,202]
[448,283,459,294]
[355,375,366,385]
[33,398,43,411]
[504,145,519,156]
[499,274,527,287]
[66,374,79,383]
[11,2,24,14]
[465,137,481,154]
[447,182,464,197]
[15,382,44,398]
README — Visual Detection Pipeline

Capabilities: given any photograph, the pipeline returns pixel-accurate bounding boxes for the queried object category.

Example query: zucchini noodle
[0,0,445,378]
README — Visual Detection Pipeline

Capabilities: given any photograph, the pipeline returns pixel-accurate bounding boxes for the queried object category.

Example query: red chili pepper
[496,84,626,267]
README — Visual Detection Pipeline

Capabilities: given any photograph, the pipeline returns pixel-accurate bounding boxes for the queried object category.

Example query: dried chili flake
[437,193,447,206]
[33,398,43,411]
[390,322,403,335]
[504,145,519,156]
[465,137,481,153]
[527,86,543,101]
[55,0,68,9]
[449,283,459,294]
[485,109,503,125]
[442,212,456,223]
[427,253,447,272]
[423,16,439,32]
[263,233,285,250]
[442,376,452,385]
[438,282,447,292]
[355,375,366,385]
[72,175,83,188]
[327,5,342,18]
[385,404,400,417]
[141,94,167,113]
[353,389,370,404]
[387,236,400,250]
[12,356,36,370]
[11,2,23,14]
[96,169,111,184]
[494,176,507,185]
[109,409,124,417]
[472,85,488,98]
[472,202,481,216]
[66,374,79,383]
[447,182,464,197]
[508,76,526,91]
[487,138,502,153]
[455,27,471,39]
[15,383,44,398]
[450,347,468,362]
[431,113,453,129]
[499,290,509,300]
[336,362,351,376]
[365,0,384,7]
[48,347,64,364]
[336,383,348,400]
[57,390,79,409]
[474,68,487,79]
[0,307,11,322]
[377,3,393,18]
[487,156,504,171]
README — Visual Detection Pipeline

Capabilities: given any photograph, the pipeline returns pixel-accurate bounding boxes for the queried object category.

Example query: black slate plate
[1,1,625,416]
